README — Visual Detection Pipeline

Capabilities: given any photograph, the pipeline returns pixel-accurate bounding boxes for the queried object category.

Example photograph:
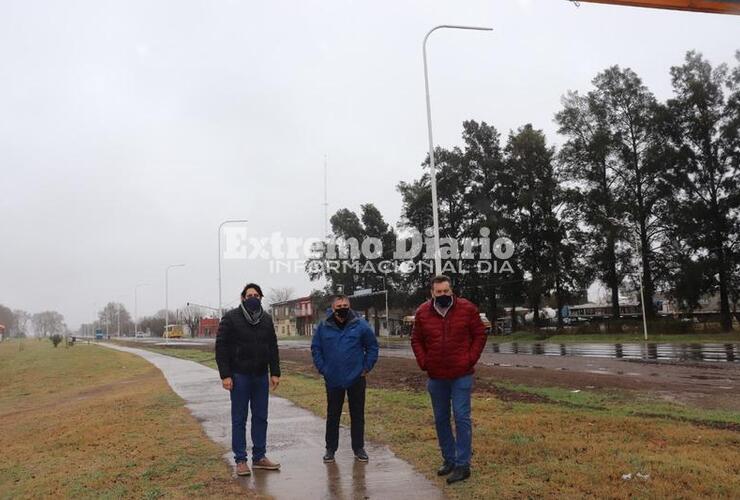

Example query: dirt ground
[279,347,740,413]
[118,337,740,412]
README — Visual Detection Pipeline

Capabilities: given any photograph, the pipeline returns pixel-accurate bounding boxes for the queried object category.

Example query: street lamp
[383,275,390,336]
[423,24,493,275]
[218,219,248,318]
[608,217,648,340]
[134,283,149,337]
[165,264,185,341]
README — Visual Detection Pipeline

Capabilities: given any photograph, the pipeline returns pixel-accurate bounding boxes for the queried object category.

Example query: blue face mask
[243,297,261,312]
[434,295,453,308]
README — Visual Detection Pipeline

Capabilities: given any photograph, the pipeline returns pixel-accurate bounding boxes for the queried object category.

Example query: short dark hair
[332,294,349,304]
[430,275,451,288]
[241,283,264,298]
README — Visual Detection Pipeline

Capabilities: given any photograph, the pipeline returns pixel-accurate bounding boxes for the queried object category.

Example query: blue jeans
[230,372,269,463]
[427,374,473,467]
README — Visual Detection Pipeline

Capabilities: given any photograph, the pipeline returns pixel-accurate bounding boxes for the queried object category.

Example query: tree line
[0,303,66,338]
[309,51,740,332]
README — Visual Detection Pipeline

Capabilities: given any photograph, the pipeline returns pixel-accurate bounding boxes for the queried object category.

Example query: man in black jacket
[216,283,281,477]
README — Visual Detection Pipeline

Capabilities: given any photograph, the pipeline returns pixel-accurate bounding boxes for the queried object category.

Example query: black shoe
[323,450,335,463]
[437,462,455,476]
[446,466,471,484]
[353,448,369,462]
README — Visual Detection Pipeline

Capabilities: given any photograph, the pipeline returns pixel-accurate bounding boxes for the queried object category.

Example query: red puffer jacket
[411,297,487,380]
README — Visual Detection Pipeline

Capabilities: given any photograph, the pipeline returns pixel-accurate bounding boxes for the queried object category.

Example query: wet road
[104,344,446,500]
[127,337,740,362]
[123,336,740,362]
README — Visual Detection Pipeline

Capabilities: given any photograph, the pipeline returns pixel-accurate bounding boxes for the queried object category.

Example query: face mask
[243,297,261,312]
[434,295,453,308]
[334,308,350,320]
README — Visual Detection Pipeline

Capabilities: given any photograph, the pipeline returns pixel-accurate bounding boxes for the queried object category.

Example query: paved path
[105,344,446,500]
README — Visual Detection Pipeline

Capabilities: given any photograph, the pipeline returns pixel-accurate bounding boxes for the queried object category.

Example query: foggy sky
[1,0,737,329]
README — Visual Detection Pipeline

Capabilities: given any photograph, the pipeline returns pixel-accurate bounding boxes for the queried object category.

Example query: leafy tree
[0,304,16,335]
[590,66,672,318]
[663,51,740,331]
[502,124,582,326]
[460,120,509,322]
[556,90,632,318]
[307,203,397,298]
[138,316,166,337]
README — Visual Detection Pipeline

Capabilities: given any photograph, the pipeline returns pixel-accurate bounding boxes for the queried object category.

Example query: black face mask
[334,308,350,320]
[243,297,261,313]
[434,295,453,308]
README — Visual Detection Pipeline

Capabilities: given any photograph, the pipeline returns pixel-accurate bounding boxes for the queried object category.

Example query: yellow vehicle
[164,324,184,339]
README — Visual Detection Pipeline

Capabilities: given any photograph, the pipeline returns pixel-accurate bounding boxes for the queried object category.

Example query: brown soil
[279,348,740,412]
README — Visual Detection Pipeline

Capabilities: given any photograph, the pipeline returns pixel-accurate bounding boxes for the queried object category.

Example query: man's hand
[270,376,280,390]
[222,377,233,391]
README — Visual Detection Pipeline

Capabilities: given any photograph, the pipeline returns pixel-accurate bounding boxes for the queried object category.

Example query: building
[567,302,642,320]
[271,296,318,336]
[197,318,219,337]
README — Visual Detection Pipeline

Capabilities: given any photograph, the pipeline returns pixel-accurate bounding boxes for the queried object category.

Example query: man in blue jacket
[311,294,379,463]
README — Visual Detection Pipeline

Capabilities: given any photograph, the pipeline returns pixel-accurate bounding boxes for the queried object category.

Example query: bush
[50,334,63,348]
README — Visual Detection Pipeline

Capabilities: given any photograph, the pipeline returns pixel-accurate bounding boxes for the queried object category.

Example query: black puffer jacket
[215,307,281,380]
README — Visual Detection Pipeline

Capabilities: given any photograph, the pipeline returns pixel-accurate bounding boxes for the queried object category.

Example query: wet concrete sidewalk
[105,344,446,500]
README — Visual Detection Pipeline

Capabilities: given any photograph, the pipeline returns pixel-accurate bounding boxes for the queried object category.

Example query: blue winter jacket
[311,310,379,389]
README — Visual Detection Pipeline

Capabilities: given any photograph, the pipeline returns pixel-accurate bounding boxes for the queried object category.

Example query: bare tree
[32,311,66,337]
[268,287,294,306]
[12,310,31,337]
[182,304,206,337]
[98,302,133,335]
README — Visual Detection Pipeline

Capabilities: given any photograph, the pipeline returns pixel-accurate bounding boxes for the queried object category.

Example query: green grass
[136,343,740,499]
[0,339,252,499]
[491,380,740,427]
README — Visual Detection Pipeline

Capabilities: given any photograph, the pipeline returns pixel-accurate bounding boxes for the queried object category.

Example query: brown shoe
[235,461,251,476]
[252,457,281,470]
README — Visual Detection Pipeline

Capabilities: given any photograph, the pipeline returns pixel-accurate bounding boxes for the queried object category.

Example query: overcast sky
[0,0,737,330]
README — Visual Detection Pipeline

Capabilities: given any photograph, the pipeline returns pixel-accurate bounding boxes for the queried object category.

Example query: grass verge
[133,342,740,499]
[0,339,252,499]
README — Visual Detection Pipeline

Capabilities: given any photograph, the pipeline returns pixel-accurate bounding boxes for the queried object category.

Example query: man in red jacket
[411,275,487,484]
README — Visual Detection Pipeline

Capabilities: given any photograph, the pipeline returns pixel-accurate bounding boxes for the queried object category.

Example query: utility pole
[323,154,329,238]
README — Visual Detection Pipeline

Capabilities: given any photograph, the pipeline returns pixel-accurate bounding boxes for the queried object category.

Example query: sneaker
[353,448,369,462]
[446,466,471,484]
[323,450,336,463]
[252,457,281,470]
[235,461,251,476]
[437,461,455,476]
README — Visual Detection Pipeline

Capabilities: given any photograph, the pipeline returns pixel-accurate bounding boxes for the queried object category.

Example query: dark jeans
[427,374,473,467]
[230,372,269,463]
[325,376,366,452]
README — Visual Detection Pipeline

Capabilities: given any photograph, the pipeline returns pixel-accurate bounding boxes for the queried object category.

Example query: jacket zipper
[442,314,448,356]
